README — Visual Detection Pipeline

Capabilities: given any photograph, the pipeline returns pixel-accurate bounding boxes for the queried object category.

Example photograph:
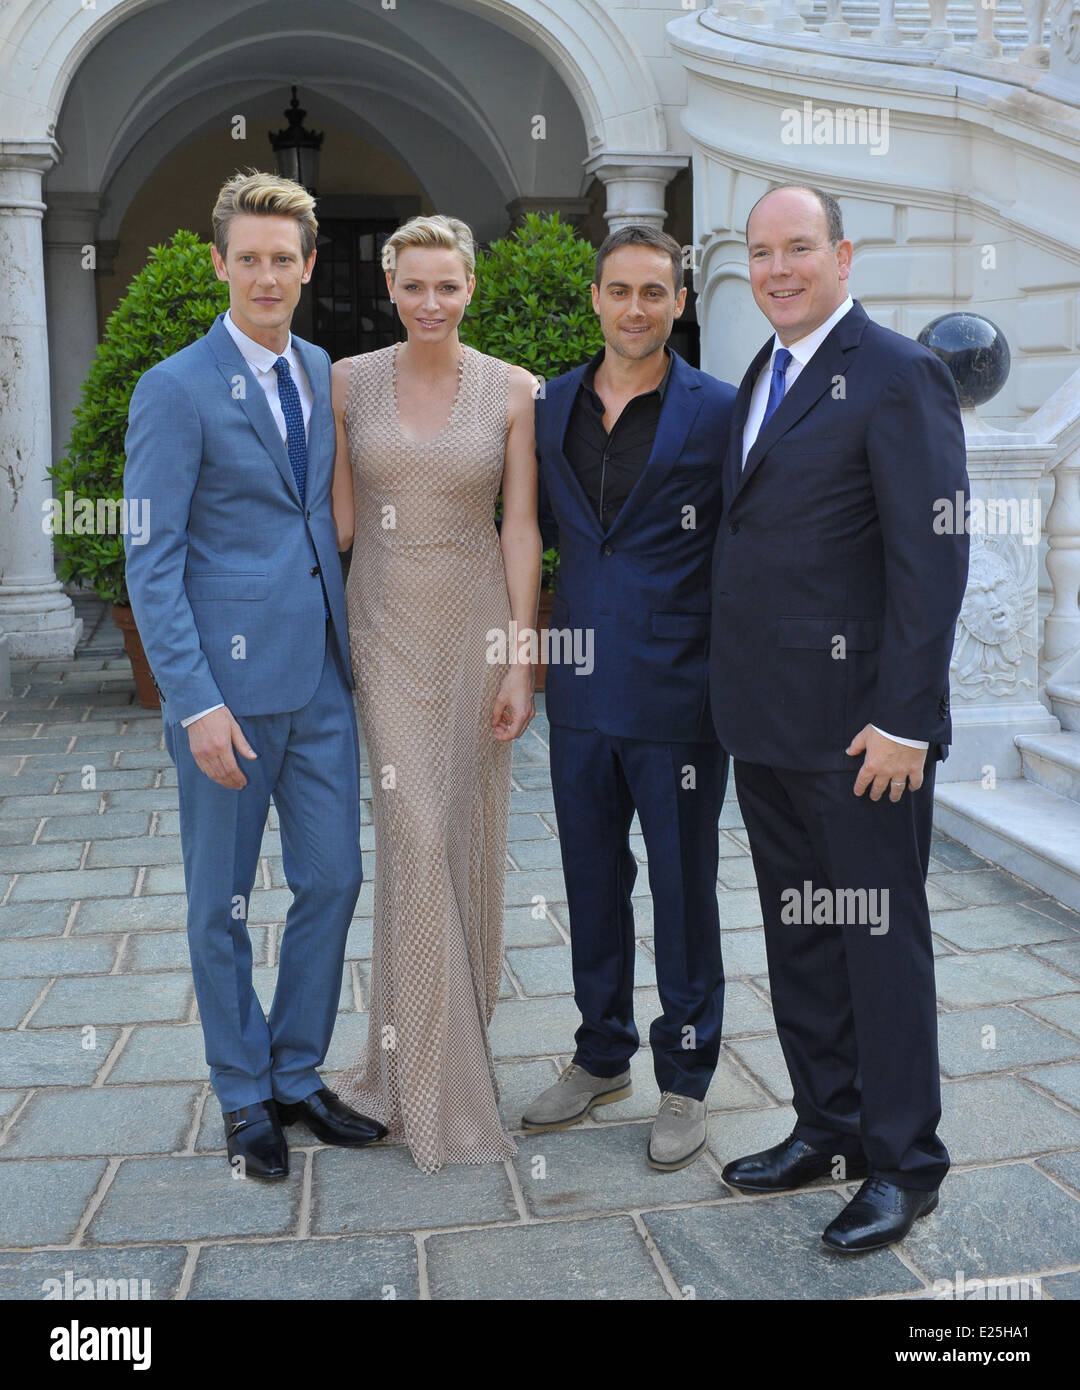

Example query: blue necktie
[761,347,793,428]
[274,356,329,620]
[273,356,308,504]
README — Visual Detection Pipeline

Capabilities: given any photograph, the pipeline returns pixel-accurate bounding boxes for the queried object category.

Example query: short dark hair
[594,225,684,294]
[747,184,845,245]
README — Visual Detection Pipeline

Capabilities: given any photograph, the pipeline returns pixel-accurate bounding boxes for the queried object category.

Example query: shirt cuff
[871,724,929,750]
[181,703,225,728]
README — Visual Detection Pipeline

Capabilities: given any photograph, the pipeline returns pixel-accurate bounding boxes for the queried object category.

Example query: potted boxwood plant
[48,230,229,707]
[460,212,603,689]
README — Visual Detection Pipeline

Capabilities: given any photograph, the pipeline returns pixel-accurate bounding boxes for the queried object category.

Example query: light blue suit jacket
[123,312,352,725]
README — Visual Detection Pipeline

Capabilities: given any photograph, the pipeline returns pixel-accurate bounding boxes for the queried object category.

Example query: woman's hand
[491,661,535,741]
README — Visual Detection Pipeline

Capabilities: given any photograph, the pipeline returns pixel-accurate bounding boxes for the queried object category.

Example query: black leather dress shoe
[222,1101,288,1180]
[722,1133,869,1192]
[822,1176,939,1252]
[276,1088,387,1147]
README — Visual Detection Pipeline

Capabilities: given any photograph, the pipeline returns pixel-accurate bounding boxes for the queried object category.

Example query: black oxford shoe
[222,1101,289,1180]
[822,1176,939,1252]
[276,1088,387,1146]
[722,1133,869,1193]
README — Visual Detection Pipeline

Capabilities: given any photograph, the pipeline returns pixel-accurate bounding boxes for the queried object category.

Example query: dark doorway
[310,217,401,358]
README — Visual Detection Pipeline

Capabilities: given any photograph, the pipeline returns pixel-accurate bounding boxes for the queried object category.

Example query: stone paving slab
[900,1163,1080,1285]
[0,1158,109,1246]
[87,1155,302,1244]
[0,1026,122,1087]
[512,1121,723,1217]
[1022,1061,1080,1109]
[30,972,193,1026]
[0,1245,189,1300]
[426,1215,669,1300]
[0,979,49,1028]
[2,1083,201,1157]
[938,1005,1080,1075]
[0,902,73,939]
[940,1075,1080,1163]
[310,1145,519,1234]
[643,1192,923,1299]
[930,903,1080,951]
[188,1234,420,1300]
[934,950,1077,1007]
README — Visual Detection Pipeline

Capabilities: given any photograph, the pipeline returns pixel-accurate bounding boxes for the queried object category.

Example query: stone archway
[0,0,675,657]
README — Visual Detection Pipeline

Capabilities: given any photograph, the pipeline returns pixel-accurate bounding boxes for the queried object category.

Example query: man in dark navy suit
[710,185,969,1250]
[522,226,736,1172]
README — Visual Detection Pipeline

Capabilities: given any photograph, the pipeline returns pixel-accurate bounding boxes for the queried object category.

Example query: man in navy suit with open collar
[523,226,736,1173]
[710,185,969,1250]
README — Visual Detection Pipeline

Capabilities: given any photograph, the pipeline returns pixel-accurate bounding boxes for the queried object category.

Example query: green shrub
[460,212,604,589]
[48,230,230,605]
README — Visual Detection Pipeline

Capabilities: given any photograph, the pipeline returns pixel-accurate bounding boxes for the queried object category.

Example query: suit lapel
[544,364,603,535]
[731,302,868,505]
[210,314,301,507]
[726,338,771,505]
[607,353,702,539]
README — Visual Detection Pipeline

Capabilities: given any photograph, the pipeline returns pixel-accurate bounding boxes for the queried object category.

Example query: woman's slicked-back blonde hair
[382,214,476,280]
[212,169,318,262]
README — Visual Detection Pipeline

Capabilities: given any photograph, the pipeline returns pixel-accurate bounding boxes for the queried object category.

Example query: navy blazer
[708,300,970,772]
[536,349,736,742]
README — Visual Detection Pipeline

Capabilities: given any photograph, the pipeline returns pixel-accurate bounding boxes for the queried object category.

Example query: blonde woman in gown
[329,215,542,1173]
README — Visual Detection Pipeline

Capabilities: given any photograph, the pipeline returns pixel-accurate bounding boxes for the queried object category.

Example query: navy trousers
[549,724,728,1099]
[734,756,949,1190]
[164,623,364,1111]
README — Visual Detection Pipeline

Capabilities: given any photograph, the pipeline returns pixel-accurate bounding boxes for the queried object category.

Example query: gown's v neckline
[391,342,467,447]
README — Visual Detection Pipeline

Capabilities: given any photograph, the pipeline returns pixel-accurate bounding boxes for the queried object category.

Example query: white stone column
[44,193,102,470]
[583,153,689,232]
[0,143,83,659]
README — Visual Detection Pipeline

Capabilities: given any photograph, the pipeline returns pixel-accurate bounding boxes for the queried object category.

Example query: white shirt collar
[772,294,854,367]
[223,309,295,373]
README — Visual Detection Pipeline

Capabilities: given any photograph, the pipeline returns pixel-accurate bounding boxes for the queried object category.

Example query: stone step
[1047,680,1080,733]
[1015,731,1080,803]
[935,777,1080,912]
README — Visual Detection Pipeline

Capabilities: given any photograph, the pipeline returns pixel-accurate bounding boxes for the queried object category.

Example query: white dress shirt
[739,295,927,753]
[180,311,313,729]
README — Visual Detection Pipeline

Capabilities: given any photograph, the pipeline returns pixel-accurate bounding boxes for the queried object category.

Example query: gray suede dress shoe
[521,1062,632,1132]
[647,1092,707,1171]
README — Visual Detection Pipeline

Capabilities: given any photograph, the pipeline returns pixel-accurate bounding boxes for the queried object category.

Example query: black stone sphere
[917,312,1010,407]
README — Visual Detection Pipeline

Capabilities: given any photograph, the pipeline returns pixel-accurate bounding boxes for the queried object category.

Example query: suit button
[311,565,321,577]
[601,543,613,557]
[306,509,311,520]
[728,522,740,535]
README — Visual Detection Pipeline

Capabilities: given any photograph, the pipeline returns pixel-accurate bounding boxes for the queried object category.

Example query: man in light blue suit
[124,171,384,1179]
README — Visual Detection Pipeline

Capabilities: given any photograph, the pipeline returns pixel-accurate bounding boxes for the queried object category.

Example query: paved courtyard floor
[1,595,1079,1302]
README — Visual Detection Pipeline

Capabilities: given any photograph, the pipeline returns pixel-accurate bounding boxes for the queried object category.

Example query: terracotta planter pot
[535,587,554,693]
[111,605,161,710]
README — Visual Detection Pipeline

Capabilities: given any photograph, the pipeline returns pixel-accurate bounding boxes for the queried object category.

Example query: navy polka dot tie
[273,356,307,504]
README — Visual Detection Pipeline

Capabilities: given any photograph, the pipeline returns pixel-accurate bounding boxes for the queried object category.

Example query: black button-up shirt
[563,346,673,532]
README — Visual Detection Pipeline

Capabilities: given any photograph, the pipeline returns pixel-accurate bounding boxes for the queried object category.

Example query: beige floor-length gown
[336,342,518,1172]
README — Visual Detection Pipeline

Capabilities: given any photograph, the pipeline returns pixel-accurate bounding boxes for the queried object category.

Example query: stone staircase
[936,678,1080,912]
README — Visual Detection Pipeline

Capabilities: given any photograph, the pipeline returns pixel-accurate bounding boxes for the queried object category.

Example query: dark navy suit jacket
[708,300,970,772]
[536,349,736,742]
